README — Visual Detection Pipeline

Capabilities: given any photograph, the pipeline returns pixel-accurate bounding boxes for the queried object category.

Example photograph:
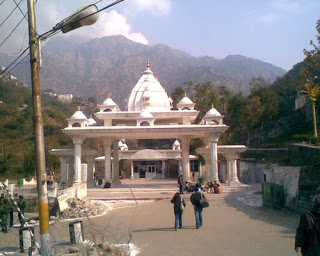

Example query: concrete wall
[59,183,87,200]
[238,160,272,184]
[264,166,300,211]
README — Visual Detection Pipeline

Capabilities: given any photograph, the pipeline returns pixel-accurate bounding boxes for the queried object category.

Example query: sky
[0,0,320,71]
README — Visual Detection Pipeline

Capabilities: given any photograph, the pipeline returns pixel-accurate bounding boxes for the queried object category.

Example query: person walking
[190,188,207,229]
[0,194,9,233]
[178,174,184,194]
[17,195,26,227]
[170,192,186,231]
[295,194,320,256]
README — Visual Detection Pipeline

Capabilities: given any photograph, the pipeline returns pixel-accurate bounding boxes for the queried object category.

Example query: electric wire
[9,28,28,54]
[0,13,26,49]
[0,0,22,28]
[0,0,39,50]
[0,0,5,7]
[13,0,28,23]
[0,53,29,80]
[0,46,29,77]
[0,0,121,77]
[38,0,125,41]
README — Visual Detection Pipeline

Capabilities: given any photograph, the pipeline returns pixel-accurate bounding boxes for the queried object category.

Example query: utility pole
[27,0,51,254]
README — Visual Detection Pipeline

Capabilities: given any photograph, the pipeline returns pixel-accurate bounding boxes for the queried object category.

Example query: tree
[300,20,320,138]
[170,86,185,109]
[249,76,279,127]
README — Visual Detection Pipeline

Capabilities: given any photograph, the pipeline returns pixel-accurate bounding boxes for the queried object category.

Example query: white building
[51,60,246,187]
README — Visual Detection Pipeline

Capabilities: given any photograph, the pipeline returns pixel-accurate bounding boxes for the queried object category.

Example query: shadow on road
[224,184,299,237]
[132,225,196,233]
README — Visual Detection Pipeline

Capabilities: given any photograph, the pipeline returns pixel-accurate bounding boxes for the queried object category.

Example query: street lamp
[27,1,99,255]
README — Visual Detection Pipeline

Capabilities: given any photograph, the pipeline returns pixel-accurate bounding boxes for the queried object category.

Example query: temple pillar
[225,157,232,184]
[86,155,95,188]
[112,140,121,185]
[177,160,182,176]
[225,152,240,186]
[180,136,191,181]
[202,152,211,181]
[104,138,112,180]
[73,137,84,183]
[59,157,68,184]
[209,133,220,181]
[130,161,134,179]
[162,161,165,179]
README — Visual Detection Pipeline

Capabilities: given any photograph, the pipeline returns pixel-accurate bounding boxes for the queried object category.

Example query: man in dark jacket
[190,188,206,229]
[295,195,320,256]
[178,174,184,194]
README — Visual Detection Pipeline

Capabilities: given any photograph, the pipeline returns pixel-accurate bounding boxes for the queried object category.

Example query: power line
[0,0,5,7]
[0,46,29,77]
[9,28,28,54]
[2,53,29,79]
[39,0,125,40]
[13,0,28,23]
[0,0,123,78]
[0,0,23,28]
[0,14,26,49]
[0,0,39,50]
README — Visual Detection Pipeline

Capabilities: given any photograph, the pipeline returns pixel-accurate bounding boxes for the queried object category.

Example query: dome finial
[212,103,214,108]
[108,92,111,98]
[77,106,81,111]
[147,59,150,69]
[185,92,187,97]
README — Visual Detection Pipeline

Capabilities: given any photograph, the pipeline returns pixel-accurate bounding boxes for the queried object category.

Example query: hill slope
[1,35,285,108]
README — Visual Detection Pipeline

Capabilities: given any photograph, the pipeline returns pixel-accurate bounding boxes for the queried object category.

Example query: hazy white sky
[0,0,319,70]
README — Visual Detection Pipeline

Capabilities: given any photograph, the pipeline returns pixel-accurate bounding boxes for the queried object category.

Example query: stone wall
[288,143,320,166]
[296,165,320,213]
[238,160,270,184]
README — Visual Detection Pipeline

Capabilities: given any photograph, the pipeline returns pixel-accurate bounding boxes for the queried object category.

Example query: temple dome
[179,96,193,104]
[71,109,87,120]
[173,139,180,146]
[205,107,221,117]
[202,104,224,125]
[102,97,117,106]
[127,60,171,112]
[177,94,195,110]
[98,95,120,112]
[88,116,97,126]
[138,110,153,119]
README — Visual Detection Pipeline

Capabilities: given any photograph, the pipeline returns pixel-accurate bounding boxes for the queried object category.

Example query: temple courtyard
[0,180,300,255]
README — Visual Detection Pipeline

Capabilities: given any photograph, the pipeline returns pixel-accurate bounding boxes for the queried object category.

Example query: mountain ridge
[0,35,286,108]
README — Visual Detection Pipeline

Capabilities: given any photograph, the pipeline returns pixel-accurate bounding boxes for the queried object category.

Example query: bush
[293,134,320,146]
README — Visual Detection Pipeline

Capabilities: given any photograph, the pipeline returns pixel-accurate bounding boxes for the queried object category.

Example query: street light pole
[27,0,51,254]
[26,0,121,253]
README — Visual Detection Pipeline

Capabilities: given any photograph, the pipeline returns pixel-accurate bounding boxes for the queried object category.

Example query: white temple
[51,60,247,188]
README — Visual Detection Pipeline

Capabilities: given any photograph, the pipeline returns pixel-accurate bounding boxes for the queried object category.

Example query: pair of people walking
[170,188,208,230]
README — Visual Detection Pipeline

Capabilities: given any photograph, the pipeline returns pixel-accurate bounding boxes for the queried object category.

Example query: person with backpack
[295,194,320,255]
[190,188,208,229]
[170,192,186,231]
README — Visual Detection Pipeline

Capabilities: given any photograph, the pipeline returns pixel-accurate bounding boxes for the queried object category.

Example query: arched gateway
[51,61,246,187]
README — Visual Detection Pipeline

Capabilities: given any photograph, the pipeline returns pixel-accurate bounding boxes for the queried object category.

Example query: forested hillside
[0,79,82,179]
[169,56,316,149]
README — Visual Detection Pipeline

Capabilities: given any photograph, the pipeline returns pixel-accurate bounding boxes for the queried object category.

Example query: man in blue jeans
[190,188,206,229]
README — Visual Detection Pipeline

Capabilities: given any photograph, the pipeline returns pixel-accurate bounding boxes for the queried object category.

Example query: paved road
[0,182,301,256]
[90,184,300,256]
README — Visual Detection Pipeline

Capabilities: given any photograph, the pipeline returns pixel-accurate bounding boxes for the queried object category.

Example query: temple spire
[147,59,150,69]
